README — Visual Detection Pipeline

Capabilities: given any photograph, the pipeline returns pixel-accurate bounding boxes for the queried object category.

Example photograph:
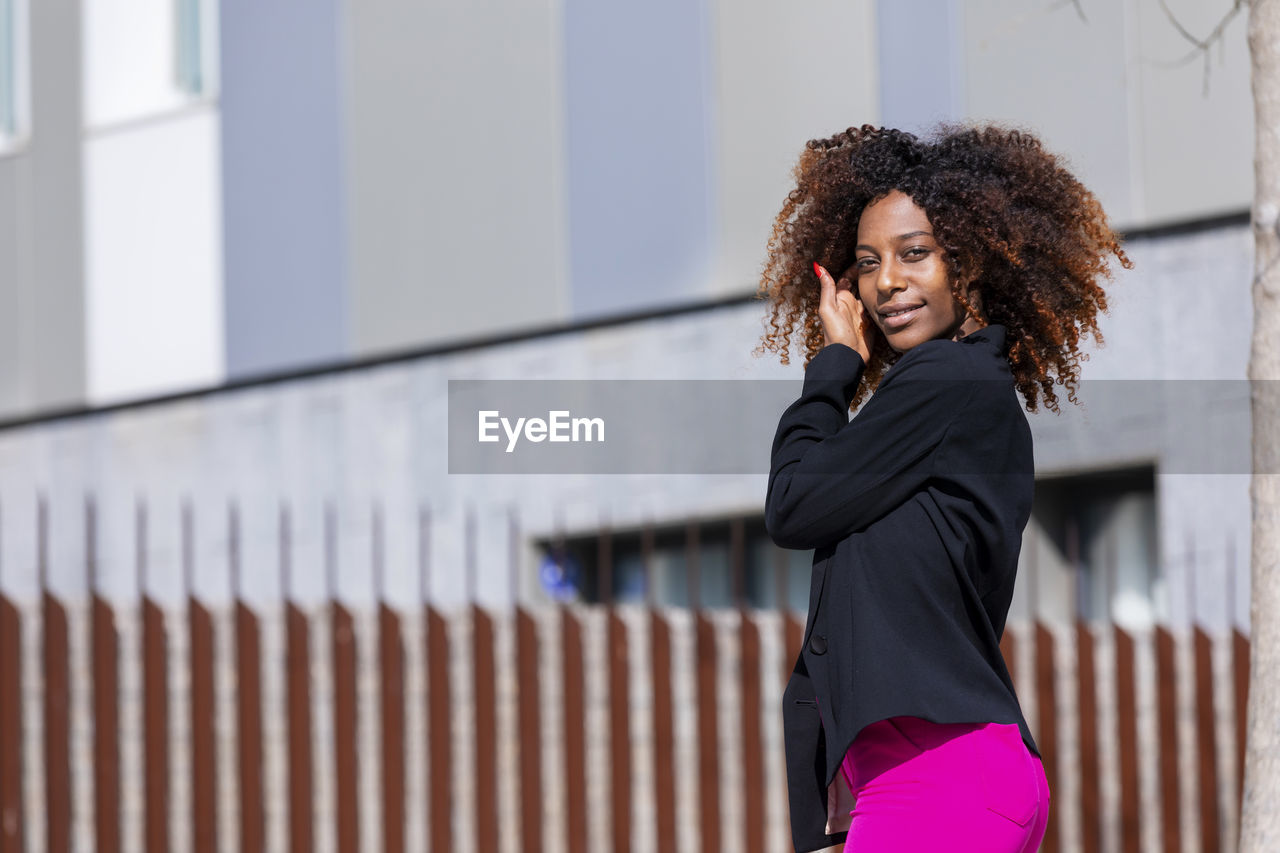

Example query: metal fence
[0,497,1252,852]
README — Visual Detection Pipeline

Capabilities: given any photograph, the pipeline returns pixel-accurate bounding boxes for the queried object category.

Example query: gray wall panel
[708,0,880,298]
[877,0,964,132]
[0,160,24,416]
[220,0,348,380]
[963,0,1137,226]
[0,0,85,418]
[564,0,717,320]
[344,0,570,358]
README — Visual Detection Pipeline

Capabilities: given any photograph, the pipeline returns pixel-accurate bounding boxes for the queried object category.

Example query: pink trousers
[837,716,1050,852]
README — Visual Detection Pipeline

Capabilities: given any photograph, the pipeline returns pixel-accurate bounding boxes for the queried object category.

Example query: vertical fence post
[186,500,218,853]
[688,522,720,852]
[281,503,312,853]
[1114,621,1140,852]
[423,506,452,852]
[777,548,802,685]
[139,499,170,853]
[376,503,405,853]
[1190,533,1221,851]
[513,508,543,853]
[41,495,71,853]
[1066,516,1100,853]
[602,521,631,853]
[1154,624,1180,853]
[1034,620,1059,853]
[561,522,587,853]
[89,496,121,853]
[232,502,264,853]
[733,518,764,853]
[646,523,676,853]
[0,499,22,853]
[1234,625,1250,824]
[327,503,359,853]
[1227,533,1248,815]
[469,507,498,853]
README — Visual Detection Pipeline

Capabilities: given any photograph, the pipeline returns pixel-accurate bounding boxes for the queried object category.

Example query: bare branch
[1046,0,1089,24]
[1155,0,1248,95]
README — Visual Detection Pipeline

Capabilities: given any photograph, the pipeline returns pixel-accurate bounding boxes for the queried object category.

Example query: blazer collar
[957,323,1006,350]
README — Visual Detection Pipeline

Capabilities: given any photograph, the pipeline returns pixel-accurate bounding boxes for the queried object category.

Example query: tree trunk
[1242,0,1280,850]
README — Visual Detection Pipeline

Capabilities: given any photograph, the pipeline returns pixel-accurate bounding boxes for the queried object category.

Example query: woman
[755,124,1131,852]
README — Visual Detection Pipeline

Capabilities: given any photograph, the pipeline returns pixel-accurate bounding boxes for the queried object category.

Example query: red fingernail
[813,262,822,278]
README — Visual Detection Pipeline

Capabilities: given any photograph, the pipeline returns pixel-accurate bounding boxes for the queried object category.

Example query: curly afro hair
[753,122,1132,413]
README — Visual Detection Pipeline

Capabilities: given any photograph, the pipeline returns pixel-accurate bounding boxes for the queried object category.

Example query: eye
[904,247,930,259]
[855,257,878,273]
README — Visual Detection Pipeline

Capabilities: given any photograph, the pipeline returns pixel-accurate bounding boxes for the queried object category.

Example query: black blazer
[766,324,1039,852]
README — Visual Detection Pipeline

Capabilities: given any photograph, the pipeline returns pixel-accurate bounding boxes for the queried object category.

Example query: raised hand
[814,262,875,363]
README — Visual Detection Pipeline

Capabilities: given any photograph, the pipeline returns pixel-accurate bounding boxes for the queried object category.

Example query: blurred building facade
[0,2,1259,852]
[0,0,1254,624]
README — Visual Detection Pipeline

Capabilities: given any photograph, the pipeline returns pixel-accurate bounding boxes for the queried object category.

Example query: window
[536,515,811,611]
[174,0,206,96]
[0,0,30,151]
[1028,466,1162,628]
[83,0,219,129]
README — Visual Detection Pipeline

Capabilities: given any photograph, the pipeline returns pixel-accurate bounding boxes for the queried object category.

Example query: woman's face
[843,189,981,353]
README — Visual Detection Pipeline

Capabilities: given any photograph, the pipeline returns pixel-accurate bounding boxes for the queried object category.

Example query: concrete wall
[962,0,1251,229]
[0,221,1254,636]
[0,0,85,419]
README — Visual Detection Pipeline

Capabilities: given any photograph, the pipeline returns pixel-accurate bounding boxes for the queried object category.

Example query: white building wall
[81,0,224,406]
[83,111,226,406]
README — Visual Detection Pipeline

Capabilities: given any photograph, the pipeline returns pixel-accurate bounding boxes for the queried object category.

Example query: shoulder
[882,339,978,384]
[875,337,1017,417]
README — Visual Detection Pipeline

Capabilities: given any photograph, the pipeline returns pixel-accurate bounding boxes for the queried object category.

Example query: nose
[875,257,906,297]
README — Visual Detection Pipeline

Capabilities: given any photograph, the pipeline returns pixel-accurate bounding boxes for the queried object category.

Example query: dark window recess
[1031,465,1160,627]
[535,516,812,610]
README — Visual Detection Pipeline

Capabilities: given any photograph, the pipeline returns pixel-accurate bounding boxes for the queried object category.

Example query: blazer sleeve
[765,340,974,550]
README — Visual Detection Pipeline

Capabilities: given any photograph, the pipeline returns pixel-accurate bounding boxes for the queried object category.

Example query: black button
[808,634,827,655]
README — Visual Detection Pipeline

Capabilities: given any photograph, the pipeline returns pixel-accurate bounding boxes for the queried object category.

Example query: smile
[881,305,922,329]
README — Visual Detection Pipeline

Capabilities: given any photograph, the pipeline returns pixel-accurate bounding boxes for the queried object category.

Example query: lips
[880,303,923,330]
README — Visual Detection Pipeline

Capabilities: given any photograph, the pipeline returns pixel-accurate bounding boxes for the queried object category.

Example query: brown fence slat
[89,495,120,853]
[1034,622,1059,853]
[332,601,360,853]
[91,593,121,853]
[650,610,676,853]
[782,610,804,846]
[516,608,543,853]
[784,612,803,687]
[1076,621,1099,853]
[695,611,720,852]
[473,605,498,853]
[1194,627,1221,851]
[426,606,452,851]
[236,600,265,853]
[1234,628,1249,812]
[43,589,70,853]
[562,606,587,853]
[608,609,631,853]
[142,598,169,853]
[1000,627,1016,688]
[1155,626,1180,853]
[380,604,405,853]
[740,611,764,853]
[1114,626,1140,853]
[285,602,313,853]
[189,597,218,853]
[0,595,23,853]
